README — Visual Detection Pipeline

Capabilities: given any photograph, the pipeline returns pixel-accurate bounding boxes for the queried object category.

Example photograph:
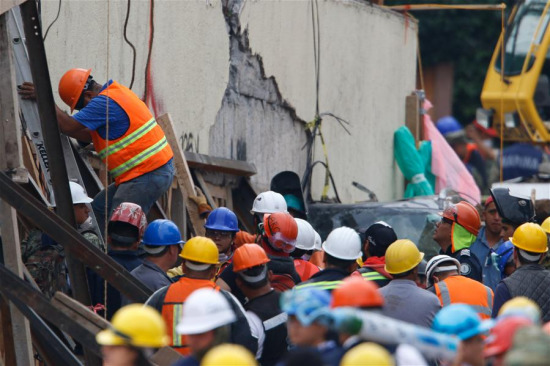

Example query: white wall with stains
[38,0,416,202]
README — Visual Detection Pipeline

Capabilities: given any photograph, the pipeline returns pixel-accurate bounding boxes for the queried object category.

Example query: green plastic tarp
[394,126,435,198]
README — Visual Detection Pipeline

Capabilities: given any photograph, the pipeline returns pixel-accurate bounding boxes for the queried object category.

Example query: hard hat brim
[509,237,549,254]
[458,319,494,340]
[176,310,236,335]
[96,329,126,346]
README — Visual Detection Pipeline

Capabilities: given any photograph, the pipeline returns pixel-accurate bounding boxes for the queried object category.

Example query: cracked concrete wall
[40,0,415,202]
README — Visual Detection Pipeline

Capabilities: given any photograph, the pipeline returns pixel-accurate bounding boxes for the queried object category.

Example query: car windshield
[496,0,550,76]
[308,197,445,260]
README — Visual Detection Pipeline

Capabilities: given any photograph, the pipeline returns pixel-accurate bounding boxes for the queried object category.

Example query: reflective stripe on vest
[109,136,169,178]
[437,280,493,317]
[92,81,173,184]
[295,280,342,291]
[361,271,387,281]
[161,278,219,355]
[263,312,288,331]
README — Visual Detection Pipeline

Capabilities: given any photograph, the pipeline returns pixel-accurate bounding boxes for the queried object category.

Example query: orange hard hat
[263,212,298,253]
[331,276,384,308]
[484,316,532,358]
[58,68,92,112]
[440,201,481,236]
[233,243,270,272]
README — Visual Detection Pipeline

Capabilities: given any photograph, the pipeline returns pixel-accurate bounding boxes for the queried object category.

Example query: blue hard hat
[436,116,463,136]
[281,288,332,326]
[141,219,184,246]
[496,240,514,276]
[204,207,239,232]
[432,304,494,340]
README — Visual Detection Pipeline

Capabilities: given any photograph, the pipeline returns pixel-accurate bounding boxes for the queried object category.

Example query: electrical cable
[42,0,62,42]
[123,0,137,90]
[143,0,155,103]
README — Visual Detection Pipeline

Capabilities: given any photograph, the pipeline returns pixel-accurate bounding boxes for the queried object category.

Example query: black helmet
[490,188,535,225]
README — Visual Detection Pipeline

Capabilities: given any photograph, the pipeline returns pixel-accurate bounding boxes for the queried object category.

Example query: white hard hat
[313,231,322,251]
[250,191,288,214]
[322,226,362,261]
[425,255,460,287]
[176,289,236,335]
[295,218,316,251]
[69,181,93,204]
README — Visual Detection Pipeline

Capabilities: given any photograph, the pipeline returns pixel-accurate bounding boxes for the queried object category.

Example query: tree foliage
[397,0,514,123]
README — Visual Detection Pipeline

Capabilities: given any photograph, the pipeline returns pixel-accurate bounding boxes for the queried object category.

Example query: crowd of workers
[435,116,550,195]
[16,69,550,365]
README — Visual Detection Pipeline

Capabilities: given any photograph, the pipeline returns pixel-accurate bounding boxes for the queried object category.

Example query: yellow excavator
[480,0,550,143]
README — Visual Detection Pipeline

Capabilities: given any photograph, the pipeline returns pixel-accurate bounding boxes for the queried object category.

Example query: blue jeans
[92,159,175,236]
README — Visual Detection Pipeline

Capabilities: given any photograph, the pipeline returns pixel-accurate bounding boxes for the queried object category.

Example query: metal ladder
[7,6,105,243]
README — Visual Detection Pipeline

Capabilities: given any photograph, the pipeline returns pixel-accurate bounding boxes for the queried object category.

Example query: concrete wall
[39,0,417,202]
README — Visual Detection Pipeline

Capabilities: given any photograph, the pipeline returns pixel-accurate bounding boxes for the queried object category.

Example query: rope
[499,5,504,182]
[388,4,506,11]
[103,0,111,320]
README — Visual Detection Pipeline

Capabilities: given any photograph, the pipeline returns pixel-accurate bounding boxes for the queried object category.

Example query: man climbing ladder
[19,68,174,233]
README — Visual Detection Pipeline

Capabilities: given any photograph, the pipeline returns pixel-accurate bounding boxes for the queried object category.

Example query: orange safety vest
[434,275,493,319]
[294,258,320,282]
[91,81,173,185]
[161,277,220,355]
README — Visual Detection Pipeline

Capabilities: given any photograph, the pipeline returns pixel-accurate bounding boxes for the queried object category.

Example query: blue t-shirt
[73,80,130,140]
[501,143,543,180]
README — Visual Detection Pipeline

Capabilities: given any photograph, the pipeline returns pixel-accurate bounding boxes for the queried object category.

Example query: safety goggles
[268,231,296,253]
[205,229,233,239]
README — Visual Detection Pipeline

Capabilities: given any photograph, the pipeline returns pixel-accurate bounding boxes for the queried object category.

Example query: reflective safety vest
[434,275,493,319]
[160,277,219,355]
[91,81,173,185]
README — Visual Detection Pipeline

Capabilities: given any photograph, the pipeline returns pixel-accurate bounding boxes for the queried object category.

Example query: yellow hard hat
[340,342,395,366]
[498,296,541,324]
[179,236,219,264]
[541,217,550,234]
[384,239,424,275]
[96,304,168,348]
[201,344,257,366]
[510,223,548,254]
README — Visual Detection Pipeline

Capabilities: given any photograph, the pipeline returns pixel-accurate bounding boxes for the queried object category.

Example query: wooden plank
[51,292,109,335]
[231,178,257,233]
[0,0,25,18]
[156,113,204,236]
[185,151,257,177]
[405,92,421,147]
[194,171,218,209]
[0,263,102,357]
[0,13,34,366]
[0,171,152,304]
[150,346,184,366]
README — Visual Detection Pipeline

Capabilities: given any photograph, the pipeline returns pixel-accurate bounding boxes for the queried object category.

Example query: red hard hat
[109,202,148,238]
[331,276,384,309]
[232,243,270,272]
[58,68,92,112]
[484,316,532,358]
[440,201,481,236]
[263,212,298,253]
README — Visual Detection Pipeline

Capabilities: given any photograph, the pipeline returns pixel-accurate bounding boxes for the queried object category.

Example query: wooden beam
[156,113,204,236]
[0,171,152,303]
[185,151,257,177]
[0,263,103,357]
[194,171,218,209]
[51,292,109,335]
[405,92,421,148]
[0,12,34,365]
